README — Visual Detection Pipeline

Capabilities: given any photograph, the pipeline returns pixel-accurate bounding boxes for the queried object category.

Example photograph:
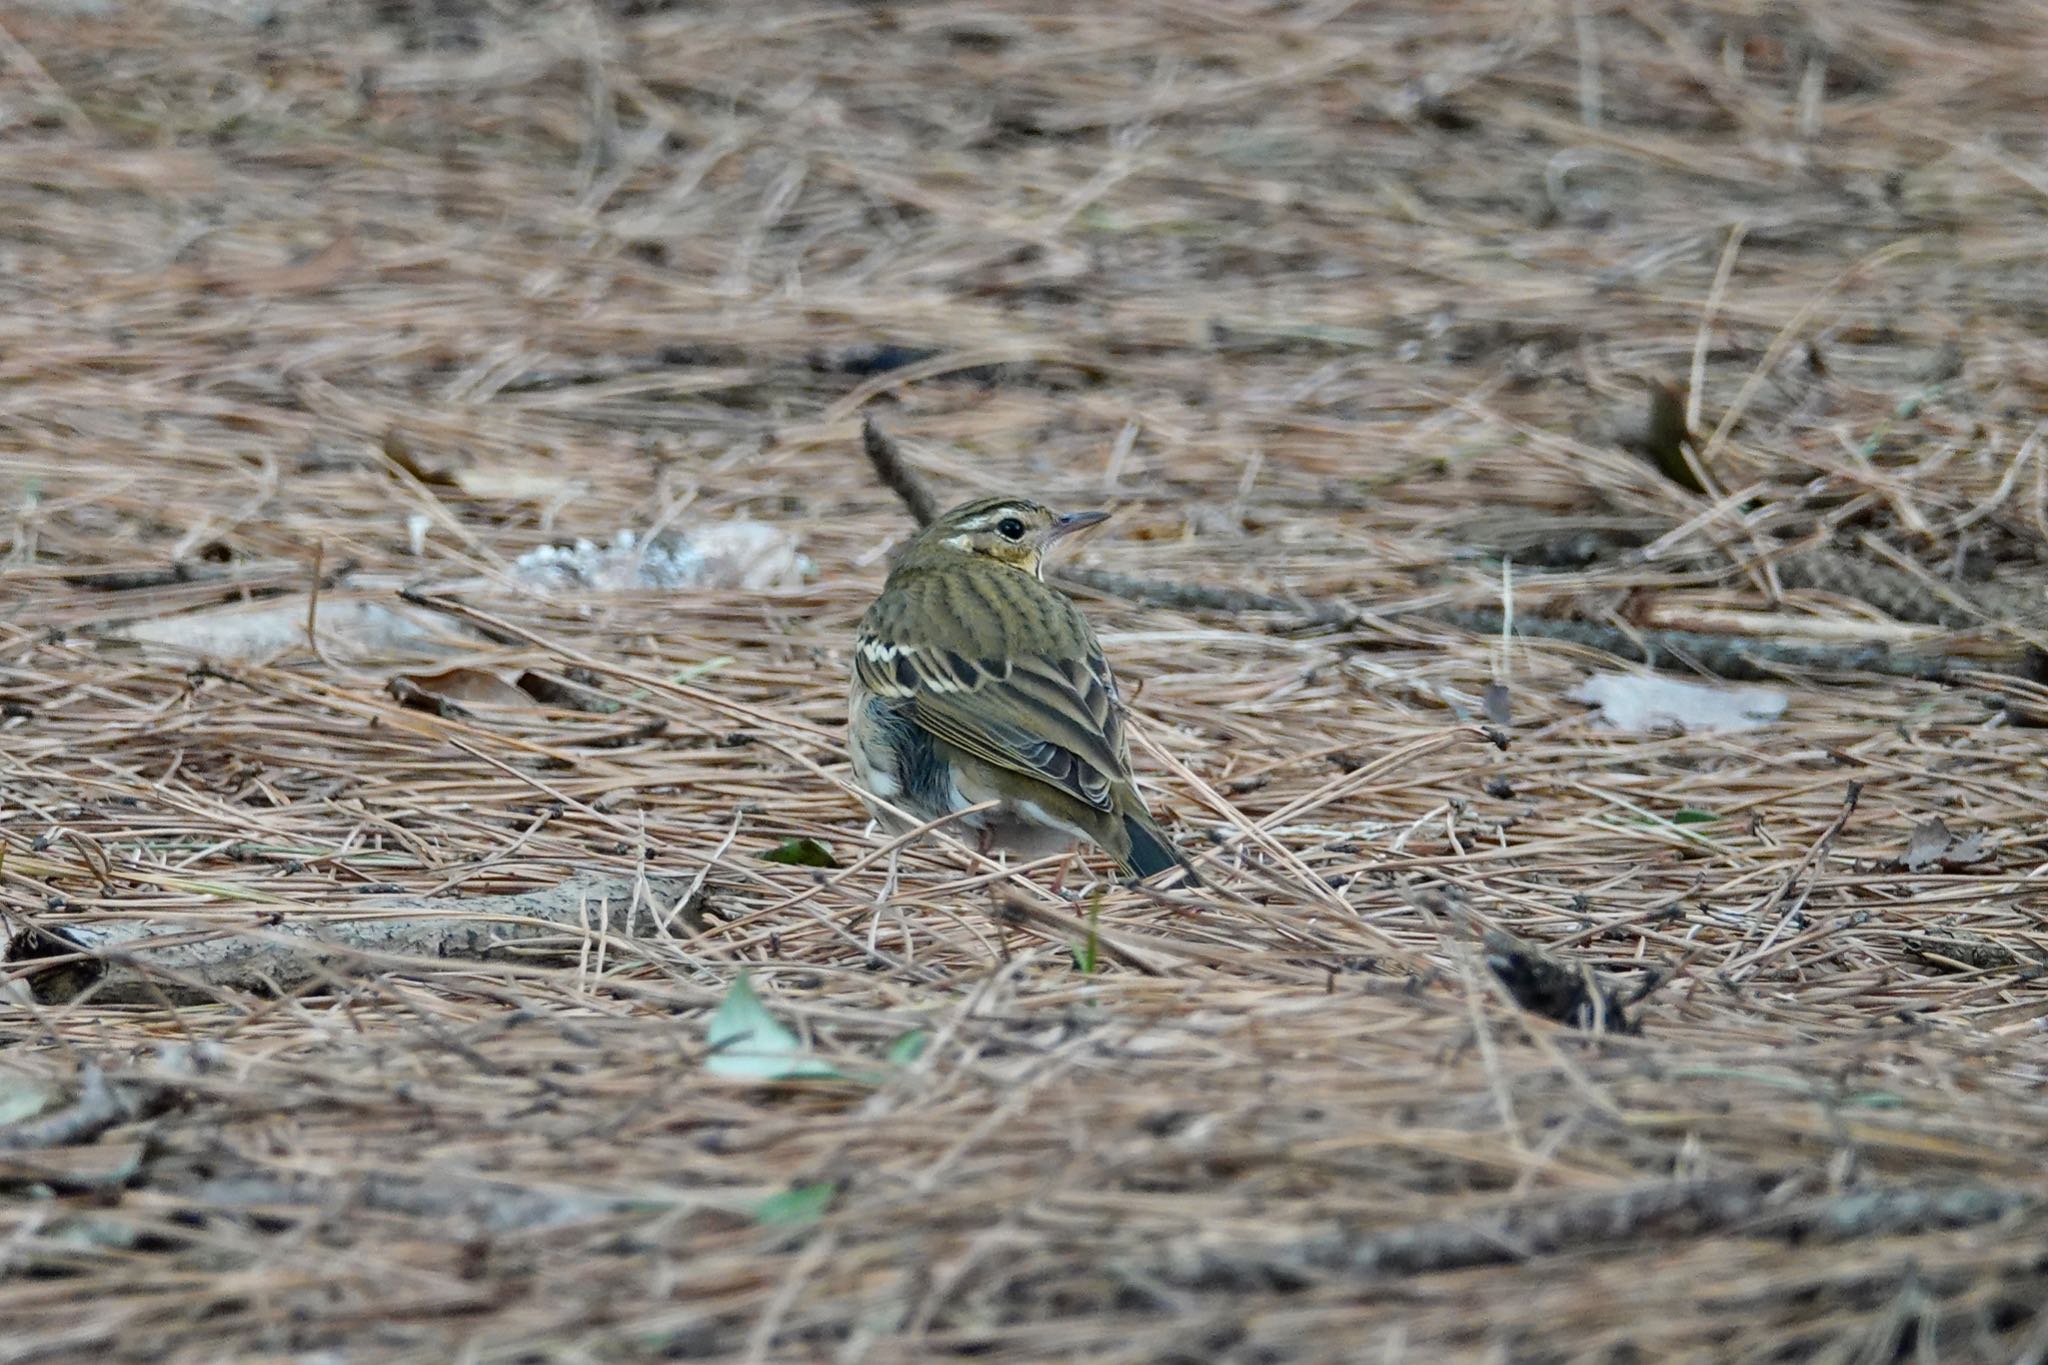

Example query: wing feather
[855,573,1131,814]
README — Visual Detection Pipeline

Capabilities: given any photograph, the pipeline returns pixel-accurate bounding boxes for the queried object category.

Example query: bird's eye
[996,517,1026,541]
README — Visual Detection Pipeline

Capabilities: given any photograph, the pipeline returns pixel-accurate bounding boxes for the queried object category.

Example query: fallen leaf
[380,429,457,486]
[117,599,457,663]
[0,1073,59,1126]
[703,974,840,1081]
[1903,817,1951,872]
[1940,831,1991,868]
[0,1139,144,1189]
[39,1215,143,1252]
[1895,819,1994,873]
[390,667,537,709]
[515,669,621,713]
[758,838,840,869]
[452,468,581,501]
[1568,672,1787,734]
[751,1181,836,1227]
[1629,379,1705,494]
[884,1030,928,1066]
[1481,682,1512,726]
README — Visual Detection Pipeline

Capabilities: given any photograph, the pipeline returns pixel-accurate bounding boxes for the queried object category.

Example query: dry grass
[3,1,2048,1360]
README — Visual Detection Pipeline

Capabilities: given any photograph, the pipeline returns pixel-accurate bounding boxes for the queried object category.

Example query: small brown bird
[848,496,1193,882]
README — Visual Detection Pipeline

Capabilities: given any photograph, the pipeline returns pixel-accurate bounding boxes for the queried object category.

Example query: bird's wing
[855,581,1129,814]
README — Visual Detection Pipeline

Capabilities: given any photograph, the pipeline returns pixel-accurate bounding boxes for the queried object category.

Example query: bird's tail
[1120,810,1198,886]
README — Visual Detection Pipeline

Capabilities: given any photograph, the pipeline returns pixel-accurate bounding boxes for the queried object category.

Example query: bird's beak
[1048,510,1110,541]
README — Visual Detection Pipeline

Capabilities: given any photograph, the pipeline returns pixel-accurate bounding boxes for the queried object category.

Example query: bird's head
[909,496,1108,577]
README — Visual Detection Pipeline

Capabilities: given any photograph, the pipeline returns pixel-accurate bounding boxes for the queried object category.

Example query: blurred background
[7,1,2043,585]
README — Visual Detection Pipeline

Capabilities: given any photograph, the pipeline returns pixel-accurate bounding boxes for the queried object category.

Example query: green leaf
[0,1072,59,1127]
[752,1181,836,1227]
[1670,809,1721,825]
[757,837,840,868]
[884,1030,928,1066]
[1843,1089,1906,1109]
[704,975,840,1080]
[1071,899,1102,975]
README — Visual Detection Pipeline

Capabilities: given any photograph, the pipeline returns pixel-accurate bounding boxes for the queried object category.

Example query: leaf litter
[2,2,2047,1361]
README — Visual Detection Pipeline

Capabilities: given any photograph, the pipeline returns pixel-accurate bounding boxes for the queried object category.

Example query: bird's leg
[865,844,902,962]
[878,844,901,905]
[1049,851,1078,897]
[974,828,1023,958]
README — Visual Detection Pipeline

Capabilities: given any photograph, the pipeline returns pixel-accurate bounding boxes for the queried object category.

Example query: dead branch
[0,1045,222,1151]
[1148,1175,2033,1289]
[0,1067,145,1150]
[1899,932,2043,974]
[161,1164,668,1233]
[61,558,357,592]
[7,873,704,1005]
[1409,610,1983,681]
